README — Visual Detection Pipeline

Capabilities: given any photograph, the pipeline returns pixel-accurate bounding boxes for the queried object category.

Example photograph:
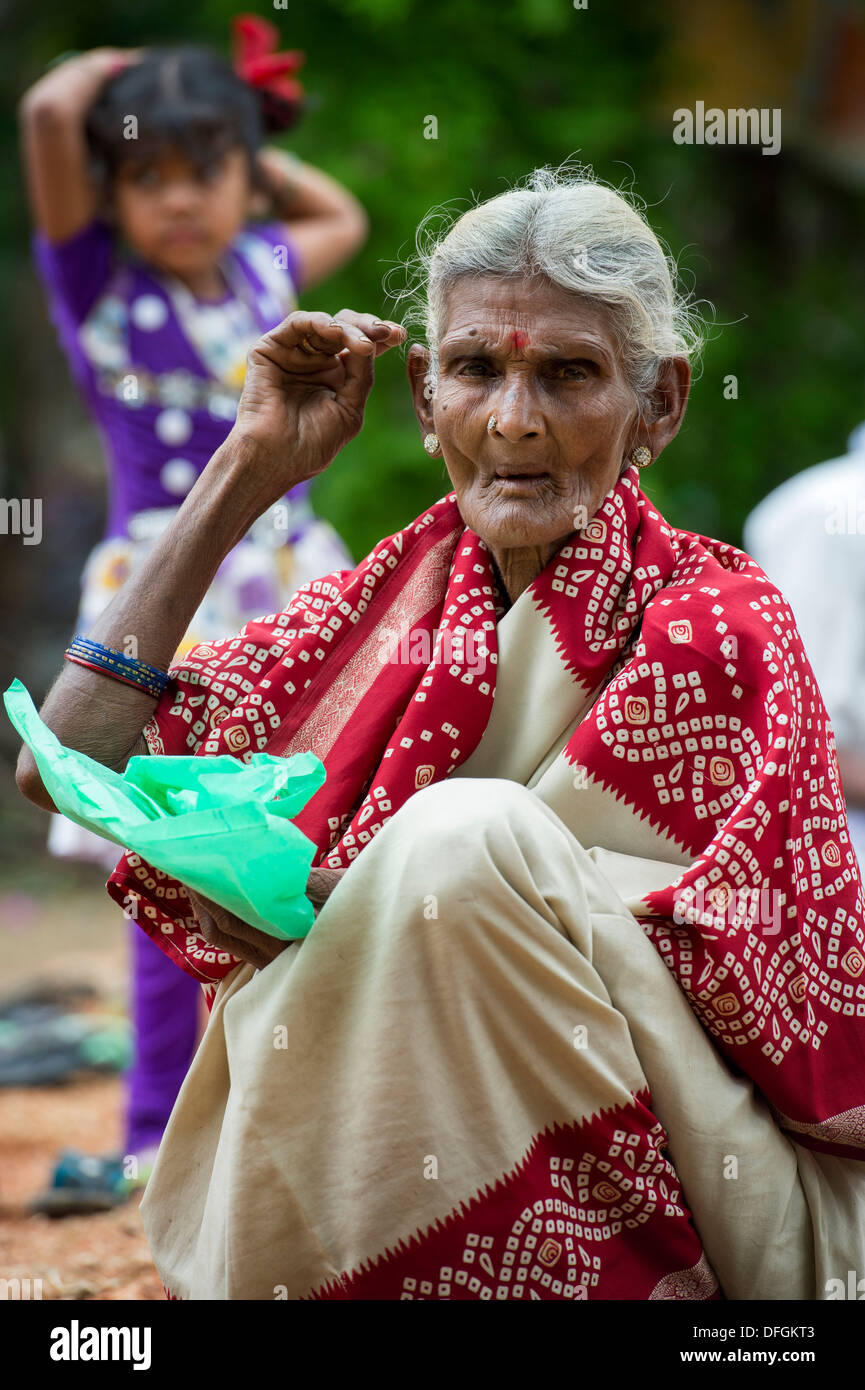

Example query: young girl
[19,23,368,1209]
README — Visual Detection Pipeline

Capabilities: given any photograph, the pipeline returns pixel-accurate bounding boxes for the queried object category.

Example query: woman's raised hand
[232,309,406,499]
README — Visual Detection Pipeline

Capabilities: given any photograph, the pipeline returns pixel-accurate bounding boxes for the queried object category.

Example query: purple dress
[36,215,355,843]
[36,217,310,533]
[35,218,355,1157]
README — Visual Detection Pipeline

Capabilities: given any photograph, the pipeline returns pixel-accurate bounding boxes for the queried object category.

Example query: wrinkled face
[113,145,252,282]
[430,275,640,550]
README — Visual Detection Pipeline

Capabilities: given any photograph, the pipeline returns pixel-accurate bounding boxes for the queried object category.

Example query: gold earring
[423,433,440,456]
[487,414,498,434]
[630,446,652,469]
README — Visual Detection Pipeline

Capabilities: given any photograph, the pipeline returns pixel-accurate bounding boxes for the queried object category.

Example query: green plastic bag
[4,678,326,940]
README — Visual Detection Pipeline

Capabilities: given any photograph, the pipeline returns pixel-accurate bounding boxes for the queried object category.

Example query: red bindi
[510,330,530,350]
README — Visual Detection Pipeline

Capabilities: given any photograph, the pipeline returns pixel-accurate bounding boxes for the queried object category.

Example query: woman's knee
[373,778,587,958]
[406,776,539,833]
[387,777,551,880]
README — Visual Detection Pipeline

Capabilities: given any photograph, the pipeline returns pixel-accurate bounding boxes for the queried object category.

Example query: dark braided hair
[85,45,300,190]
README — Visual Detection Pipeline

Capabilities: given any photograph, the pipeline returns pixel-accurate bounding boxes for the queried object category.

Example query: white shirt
[743,424,865,866]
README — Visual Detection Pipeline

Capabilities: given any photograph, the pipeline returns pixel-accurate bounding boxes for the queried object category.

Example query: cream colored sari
[139,586,865,1301]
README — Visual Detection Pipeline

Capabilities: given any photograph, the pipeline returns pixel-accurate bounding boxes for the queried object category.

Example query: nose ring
[487,414,498,433]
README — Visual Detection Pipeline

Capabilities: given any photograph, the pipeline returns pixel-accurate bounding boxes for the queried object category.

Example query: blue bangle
[64,635,171,700]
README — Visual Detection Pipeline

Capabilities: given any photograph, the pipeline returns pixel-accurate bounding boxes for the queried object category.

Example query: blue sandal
[30,1150,148,1218]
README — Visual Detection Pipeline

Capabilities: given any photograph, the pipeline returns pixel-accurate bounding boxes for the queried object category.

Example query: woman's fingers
[332,310,407,357]
[266,311,371,362]
[188,888,246,943]
[264,310,405,366]
[187,890,236,952]
[306,865,349,917]
[187,888,288,967]
[324,312,406,414]
[192,916,241,960]
[237,308,407,480]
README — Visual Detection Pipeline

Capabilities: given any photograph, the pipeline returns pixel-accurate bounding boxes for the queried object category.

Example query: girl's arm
[256,148,369,291]
[18,48,138,243]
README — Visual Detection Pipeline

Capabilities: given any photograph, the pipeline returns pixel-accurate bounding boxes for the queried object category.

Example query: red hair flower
[232,14,305,129]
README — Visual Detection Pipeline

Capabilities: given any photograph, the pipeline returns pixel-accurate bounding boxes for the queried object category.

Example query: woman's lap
[141,778,819,1300]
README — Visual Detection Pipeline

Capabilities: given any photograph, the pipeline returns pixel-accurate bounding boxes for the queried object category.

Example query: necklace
[159,250,269,390]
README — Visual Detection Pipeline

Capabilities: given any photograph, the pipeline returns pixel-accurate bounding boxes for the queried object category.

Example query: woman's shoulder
[660,523,780,607]
[638,527,806,693]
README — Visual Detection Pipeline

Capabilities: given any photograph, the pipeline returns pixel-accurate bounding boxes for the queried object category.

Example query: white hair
[386,162,706,425]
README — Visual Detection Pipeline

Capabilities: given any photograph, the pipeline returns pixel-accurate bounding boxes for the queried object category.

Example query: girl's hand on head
[49,46,143,88]
[80,47,143,72]
[231,309,407,496]
[20,47,144,118]
[254,147,302,195]
[89,47,145,80]
[248,148,298,220]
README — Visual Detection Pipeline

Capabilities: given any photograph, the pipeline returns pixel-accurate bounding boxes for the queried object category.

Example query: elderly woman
[17,169,865,1302]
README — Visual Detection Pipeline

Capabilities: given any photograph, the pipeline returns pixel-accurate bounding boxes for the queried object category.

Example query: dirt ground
[0,864,164,1300]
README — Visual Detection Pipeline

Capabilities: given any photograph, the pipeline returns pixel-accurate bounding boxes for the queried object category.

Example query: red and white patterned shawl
[107,465,865,1158]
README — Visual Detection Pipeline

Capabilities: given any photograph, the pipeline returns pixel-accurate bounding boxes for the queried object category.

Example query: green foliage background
[2,0,865,651]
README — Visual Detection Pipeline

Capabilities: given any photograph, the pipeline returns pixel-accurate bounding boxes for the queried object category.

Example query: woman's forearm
[16,435,272,805]
[16,304,404,809]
